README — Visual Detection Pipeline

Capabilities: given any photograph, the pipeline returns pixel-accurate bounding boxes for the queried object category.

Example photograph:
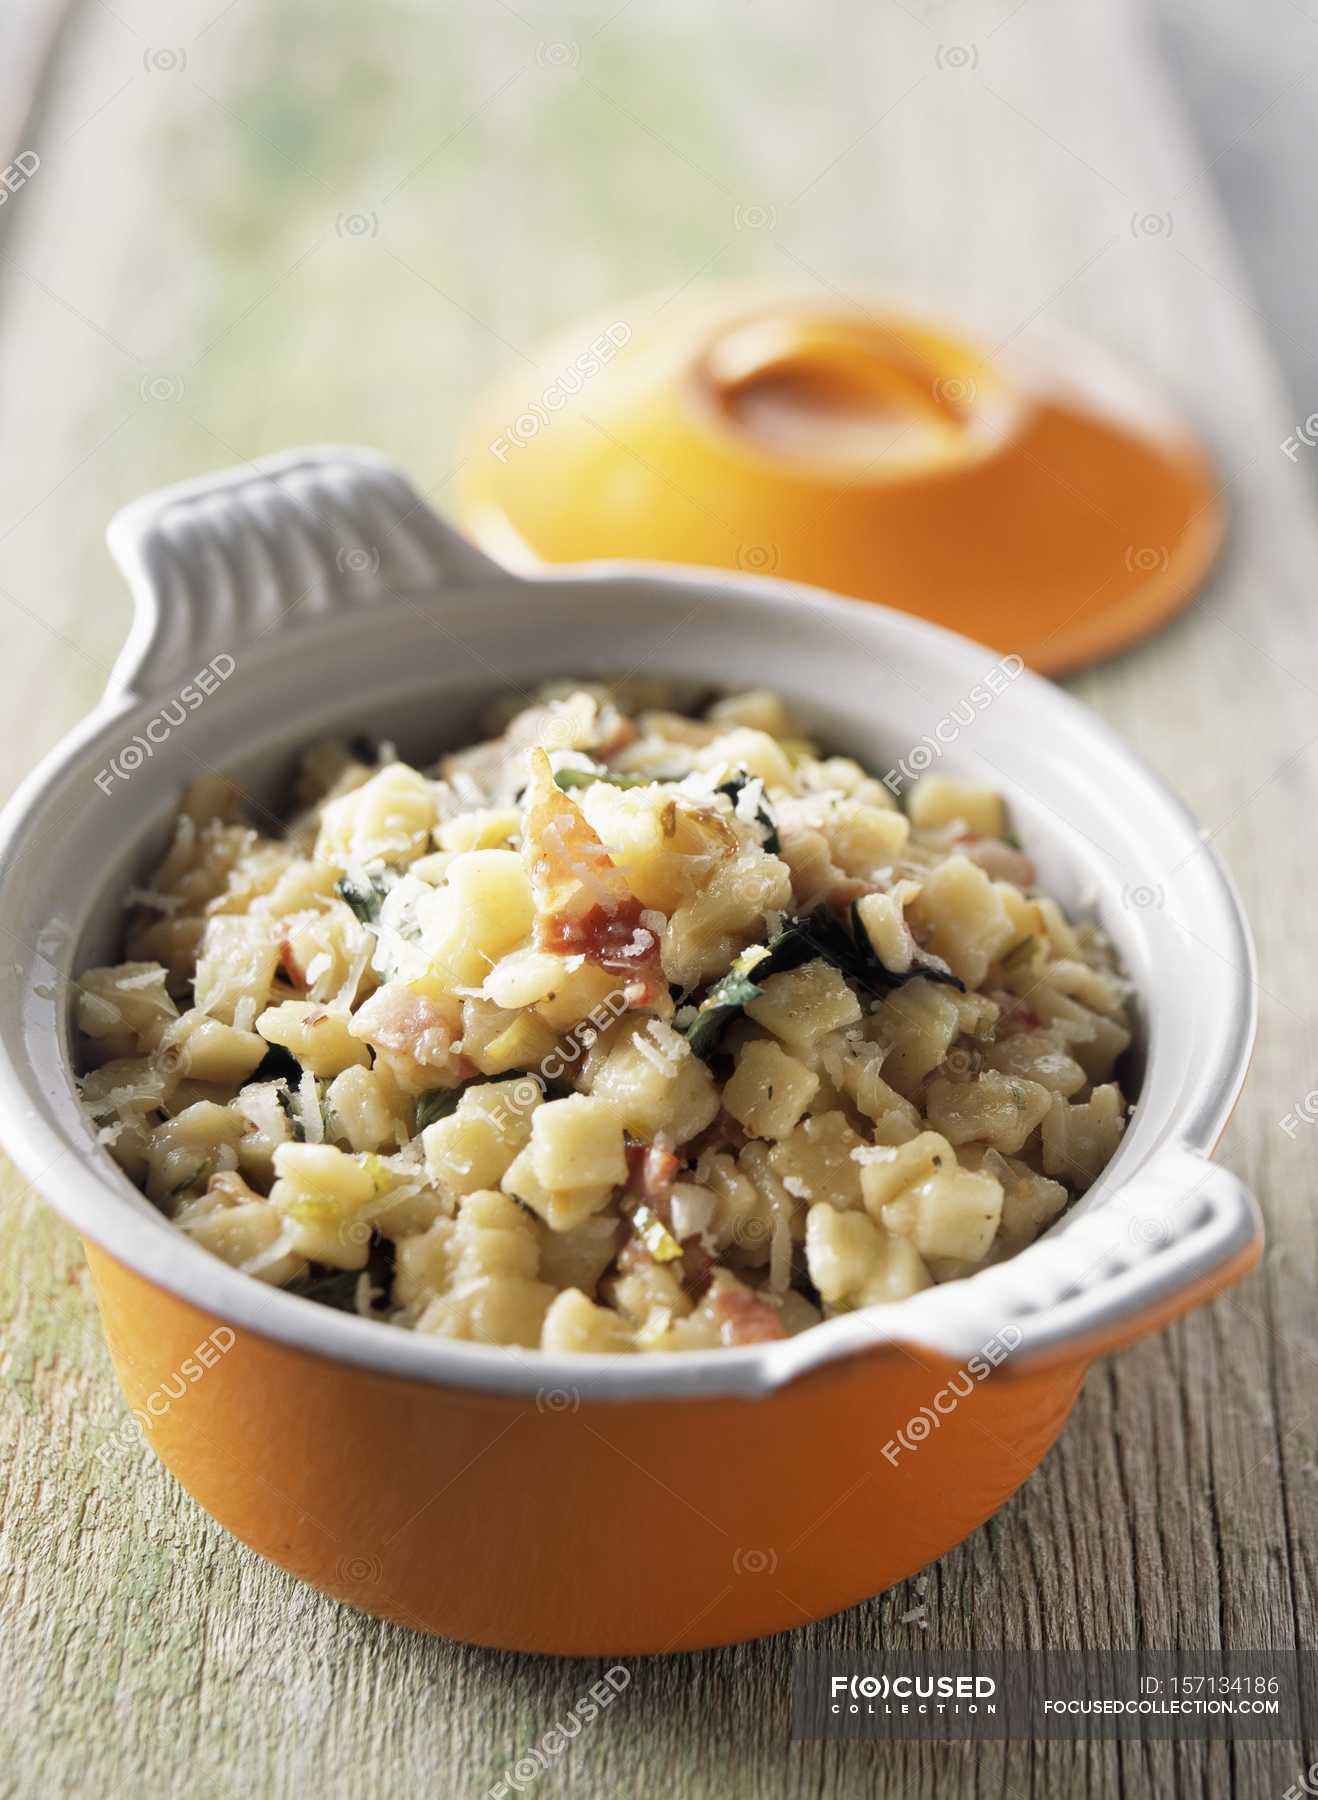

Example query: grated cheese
[78,992,123,1032]
[329,925,374,1013]
[633,1019,685,1075]
[243,1224,299,1277]
[116,967,170,992]
[769,1213,792,1293]
[296,1069,323,1144]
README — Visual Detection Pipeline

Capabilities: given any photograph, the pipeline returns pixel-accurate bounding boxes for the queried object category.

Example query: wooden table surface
[1,1,1315,1795]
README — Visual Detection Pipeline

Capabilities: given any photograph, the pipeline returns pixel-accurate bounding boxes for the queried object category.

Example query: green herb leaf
[336,865,400,925]
[166,1157,215,1204]
[284,1267,361,1311]
[553,767,680,792]
[685,903,965,1058]
[286,1232,397,1315]
[414,1072,541,1133]
[848,900,965,992]
[252,1043,302,1086]
[415,1087,466,1132]
[684,944,776,1058]
[631,1203,683,1263]
[716,772,781,854]
[275,1082,303,1142]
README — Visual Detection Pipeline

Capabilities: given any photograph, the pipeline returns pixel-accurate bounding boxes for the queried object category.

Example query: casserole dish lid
[458,292,1223,675]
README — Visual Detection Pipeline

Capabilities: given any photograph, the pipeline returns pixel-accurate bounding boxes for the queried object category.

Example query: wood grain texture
[0,0,1315,1795]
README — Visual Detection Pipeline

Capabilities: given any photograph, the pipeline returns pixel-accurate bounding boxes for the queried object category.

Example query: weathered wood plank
[1,1,1314,1795]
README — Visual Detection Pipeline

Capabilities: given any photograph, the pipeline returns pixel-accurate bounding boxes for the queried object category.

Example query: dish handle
[104,445,509,700]
[979,1141,1262,1373]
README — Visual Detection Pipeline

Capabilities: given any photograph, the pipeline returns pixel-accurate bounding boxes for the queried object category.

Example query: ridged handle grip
[970,1142,1261,1371]
[104,446,508,700]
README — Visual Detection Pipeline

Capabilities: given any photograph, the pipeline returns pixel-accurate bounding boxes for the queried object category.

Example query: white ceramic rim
[0,447,1260,1401]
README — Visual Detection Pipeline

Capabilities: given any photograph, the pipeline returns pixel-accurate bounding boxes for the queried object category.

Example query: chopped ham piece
[959,835,1037,887]
[625,1144,679,1220]
[679,1235,715,1302]
[277,939,306,988]
[988,989,1042,1033]
[711,1278,786,1345]
[349,982,461,1068]
[522,748,669,1012]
